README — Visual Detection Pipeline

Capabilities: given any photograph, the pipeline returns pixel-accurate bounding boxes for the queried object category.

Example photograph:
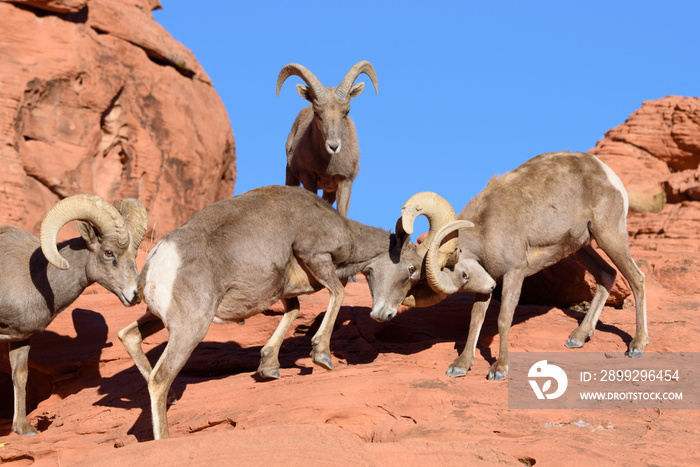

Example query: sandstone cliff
[0,0,236,238]
[592,96,700,297]
[0,3,698,462]
[520,96,700,306]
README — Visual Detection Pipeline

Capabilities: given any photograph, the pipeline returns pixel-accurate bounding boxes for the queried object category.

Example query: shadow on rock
[91,293,637,441]
[0,308,109,435]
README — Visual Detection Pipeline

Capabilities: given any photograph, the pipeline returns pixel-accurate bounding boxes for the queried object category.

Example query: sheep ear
[77,220,99,248]
[348,82,364,99]
[296,84,313,102]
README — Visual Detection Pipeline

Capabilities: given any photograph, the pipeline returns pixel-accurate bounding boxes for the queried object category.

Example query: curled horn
[112,198,148,249]
[402,281,447,308]
[40,194,128,270]
[276,63,328,102]
[401,192,458,268]
[425,220,475,295]
[335,60,378,100]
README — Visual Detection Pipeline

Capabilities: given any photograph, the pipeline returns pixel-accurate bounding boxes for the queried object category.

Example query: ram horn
[402,281,447,308]
[112,198,148,249]
[401,192,458,268]
[276,63,328,102]
[424,220,475,294]
[40,194,128,270]
[335,60,378,100]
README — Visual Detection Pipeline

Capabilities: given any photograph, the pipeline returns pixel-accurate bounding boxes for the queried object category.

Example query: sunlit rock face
[0,0,236,239]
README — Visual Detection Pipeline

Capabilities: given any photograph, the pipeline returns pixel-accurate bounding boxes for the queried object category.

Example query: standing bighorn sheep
[277,61,378,217]
[118,185,457,440]
[0,194,147,435]
[391,151,647,380]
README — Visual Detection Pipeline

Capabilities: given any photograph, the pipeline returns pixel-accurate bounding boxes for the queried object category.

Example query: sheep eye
[104,250,114,258]
[462,271,469,282]
[408,265,416,275]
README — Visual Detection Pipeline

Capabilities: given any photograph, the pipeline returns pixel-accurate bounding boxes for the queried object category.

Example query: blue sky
[155,1,698,234]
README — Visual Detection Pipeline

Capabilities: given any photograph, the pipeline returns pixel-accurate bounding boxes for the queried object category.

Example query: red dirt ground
[1,246,699,465]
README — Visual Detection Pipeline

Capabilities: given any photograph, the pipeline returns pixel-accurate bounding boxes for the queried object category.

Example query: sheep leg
[300,253,345,370]
[258,297,300,379]
[566,246,616,348]
[322,190,337,207]
[488,271,525,381]
[298,172,318,195]
[118,311,180,405]
[148,319,211,440]
[335,179,352,217]
[594,231,648,357]
[447,293,492,377]
[118,311,165,382]
[9,339,37,436]
[285,165,300,187]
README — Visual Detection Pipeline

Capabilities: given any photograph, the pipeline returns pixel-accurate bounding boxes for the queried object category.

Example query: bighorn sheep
[118,185,457,440]
[0,194,147,435]
[277,61,378,217]
[394,151,647,380]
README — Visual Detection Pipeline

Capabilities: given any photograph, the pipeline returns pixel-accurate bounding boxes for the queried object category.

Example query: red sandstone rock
[593,96,700,173]
[523,96,700,307]
[591,96,700,213]
[518,254,631,308]
[1,271,698,466]
[0,6,698,463]
[591,97,700,273]
[0,0,236,239]
[6,0,86,13]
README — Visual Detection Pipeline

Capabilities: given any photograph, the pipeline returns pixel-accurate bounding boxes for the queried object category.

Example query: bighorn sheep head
[398,192,486,306]
[368,192,466,317]
[276,61,378,155]
[40,194,148,269]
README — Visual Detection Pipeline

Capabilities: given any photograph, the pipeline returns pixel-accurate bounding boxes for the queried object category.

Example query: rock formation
[0,0,236,239]
[592,96,700,296]
[0,3,698,462]
[520,96,700,306]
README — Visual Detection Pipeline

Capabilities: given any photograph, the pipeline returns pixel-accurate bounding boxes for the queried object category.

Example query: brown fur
[283,68,374,217]
[422,152,648,380]
[0,202,144,436]
[120,185,422,440]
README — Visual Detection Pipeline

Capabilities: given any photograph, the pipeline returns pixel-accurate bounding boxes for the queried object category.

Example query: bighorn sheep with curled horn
[398,152,647,380]
[277,61,378,217]
[0,194,147,435]
[118,185,456,440]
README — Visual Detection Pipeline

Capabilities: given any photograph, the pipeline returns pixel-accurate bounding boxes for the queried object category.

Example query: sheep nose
[370,302,395,322]
[326,140,341,154]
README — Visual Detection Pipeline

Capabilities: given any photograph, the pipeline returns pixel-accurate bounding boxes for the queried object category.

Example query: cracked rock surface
[0,0,236,239]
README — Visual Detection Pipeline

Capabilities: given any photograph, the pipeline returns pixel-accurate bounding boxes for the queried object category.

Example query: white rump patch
[593,157,629,214]
[142,240,181,322]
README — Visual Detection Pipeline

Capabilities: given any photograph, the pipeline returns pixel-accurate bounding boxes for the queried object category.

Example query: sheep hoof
[565,338,584,348]
[348,275,357,283]
[258,367,281,379]
[312,353,333,371]
[487,369,507,381]
[14,423,38,436]
[627,348,645,358]
[446,366,467,378]
[167,389,178,406]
